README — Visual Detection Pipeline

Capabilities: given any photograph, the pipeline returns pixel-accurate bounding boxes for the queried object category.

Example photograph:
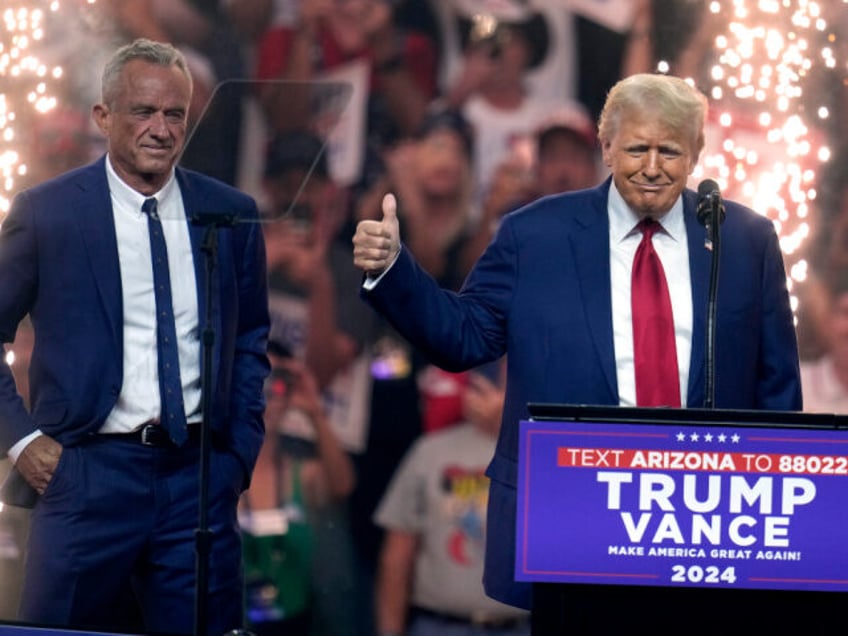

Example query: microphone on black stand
[696,179,726,250]
[188,210,242,636]
[696,179,726,410]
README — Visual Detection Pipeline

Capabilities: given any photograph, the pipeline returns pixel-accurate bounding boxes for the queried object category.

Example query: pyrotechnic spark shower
[0,2,65,216]
[672,0,847,313]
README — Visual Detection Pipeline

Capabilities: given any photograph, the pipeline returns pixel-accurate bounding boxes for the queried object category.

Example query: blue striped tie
[142,197,188,445]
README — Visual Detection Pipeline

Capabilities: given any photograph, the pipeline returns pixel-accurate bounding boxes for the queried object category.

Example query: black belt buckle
[139,423,169,447]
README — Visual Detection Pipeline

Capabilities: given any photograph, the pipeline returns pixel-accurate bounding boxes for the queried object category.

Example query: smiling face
[602,111,697,220]
[93,59,191,195]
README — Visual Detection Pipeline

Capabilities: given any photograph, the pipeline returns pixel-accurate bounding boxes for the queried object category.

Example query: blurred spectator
[373,360,530,636]
[462,102,601,277]
[533,106,601,197]
[433,0,576,105]
[431,0,655,119]
[801,271,848,413]
[254,0,438,172]
[438,5,574,210]
[248,342,355,511]
[262,129,376,396]
[347,108,478,634]
[348,328,425,636]
[356,109,476,290]
[260,129,377,634]
[243,342,356,635]
[357,109,480,436]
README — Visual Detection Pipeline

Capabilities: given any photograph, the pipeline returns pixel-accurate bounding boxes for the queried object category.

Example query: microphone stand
[702,196,724,410]
[193,212,239,636]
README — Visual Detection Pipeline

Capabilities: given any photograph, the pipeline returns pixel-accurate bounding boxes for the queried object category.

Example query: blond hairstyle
[598,73,708,158]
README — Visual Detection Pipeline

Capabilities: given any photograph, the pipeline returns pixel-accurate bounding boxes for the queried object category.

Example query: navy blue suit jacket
[364,178,802,608]
[0,157,270,503]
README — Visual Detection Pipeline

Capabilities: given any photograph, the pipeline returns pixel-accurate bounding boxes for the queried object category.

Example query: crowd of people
[0,1,846,635]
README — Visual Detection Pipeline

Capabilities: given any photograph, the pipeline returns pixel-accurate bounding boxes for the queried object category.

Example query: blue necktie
[142,197,188,445]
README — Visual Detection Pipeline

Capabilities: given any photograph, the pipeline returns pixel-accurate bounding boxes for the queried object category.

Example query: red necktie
[631,219,680,407]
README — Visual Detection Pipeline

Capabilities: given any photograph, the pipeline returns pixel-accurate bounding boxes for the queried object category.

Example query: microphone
[696,179,726,246]
[696,179,725,410]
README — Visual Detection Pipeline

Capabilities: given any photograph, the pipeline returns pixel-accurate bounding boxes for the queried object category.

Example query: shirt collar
[608,180,685,244]
[105,155,178,214]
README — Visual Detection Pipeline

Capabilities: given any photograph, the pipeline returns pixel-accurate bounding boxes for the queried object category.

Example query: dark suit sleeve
[756,225,802,410]
[0,192,39,454]
[225,213,271,486]
[364,215,517,372]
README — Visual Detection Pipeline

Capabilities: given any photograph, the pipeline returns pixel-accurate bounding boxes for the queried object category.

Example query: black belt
[101,422,201,447]
[410,606,529,630]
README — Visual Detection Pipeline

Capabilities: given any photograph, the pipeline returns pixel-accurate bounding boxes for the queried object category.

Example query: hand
[353,193,401,275]
[16,434,62,495]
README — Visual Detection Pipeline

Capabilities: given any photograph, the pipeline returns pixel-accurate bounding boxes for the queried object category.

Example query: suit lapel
[77,158,123,355]
[684,188,710,407]
[177,169,218,382]
[570,181,618,399]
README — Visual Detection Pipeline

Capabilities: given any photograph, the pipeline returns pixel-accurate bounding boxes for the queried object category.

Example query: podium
[518,405,848,633]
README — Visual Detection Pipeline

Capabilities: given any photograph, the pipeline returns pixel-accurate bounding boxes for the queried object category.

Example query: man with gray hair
[0,38,270,634]
[353,73,800,629]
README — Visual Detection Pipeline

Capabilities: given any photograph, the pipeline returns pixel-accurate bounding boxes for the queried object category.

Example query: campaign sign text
[515,420,848,591]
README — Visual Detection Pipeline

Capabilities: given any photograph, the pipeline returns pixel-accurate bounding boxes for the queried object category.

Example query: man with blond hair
[353,73,800,627]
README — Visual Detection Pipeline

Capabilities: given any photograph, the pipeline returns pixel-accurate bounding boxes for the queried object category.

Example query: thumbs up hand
[353,193,401,275]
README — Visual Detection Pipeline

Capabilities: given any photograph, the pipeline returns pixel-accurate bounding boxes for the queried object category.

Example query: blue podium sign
[516,419,848,591]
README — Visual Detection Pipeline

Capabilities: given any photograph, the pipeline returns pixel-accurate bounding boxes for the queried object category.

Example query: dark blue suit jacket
[0,157,270,503]
[364,178,802,608]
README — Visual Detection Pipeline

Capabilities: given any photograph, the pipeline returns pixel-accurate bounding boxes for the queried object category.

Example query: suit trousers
[18,432,245,635]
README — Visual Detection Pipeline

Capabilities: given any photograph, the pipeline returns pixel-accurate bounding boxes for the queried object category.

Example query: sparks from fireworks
[662,0,847,315]
[0,2,65,216]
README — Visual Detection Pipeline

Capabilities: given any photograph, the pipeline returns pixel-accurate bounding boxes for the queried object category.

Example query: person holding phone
[440,7,586,213]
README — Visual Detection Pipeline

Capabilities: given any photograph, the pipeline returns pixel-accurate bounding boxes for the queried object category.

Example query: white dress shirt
[608,182,693,407]
[99,157,202,433]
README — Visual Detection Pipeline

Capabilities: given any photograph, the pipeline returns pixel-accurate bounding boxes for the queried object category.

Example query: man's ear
[601,140,613,167]
[91,103,110,136]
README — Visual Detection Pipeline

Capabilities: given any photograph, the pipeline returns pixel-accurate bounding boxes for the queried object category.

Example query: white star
[704,433,714,442]
[677,432,686,442]
[717,434,727,443]
[731,434,741,443]
[690,432,700,442]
